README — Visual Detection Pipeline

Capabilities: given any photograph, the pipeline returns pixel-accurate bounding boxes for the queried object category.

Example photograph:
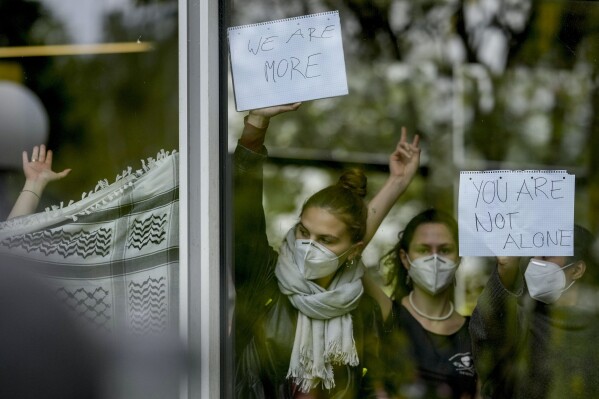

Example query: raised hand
[362,127,421,249]
[389,127,420,184]
[496,256,522,291]
[249,102,302,119]
[7,144,71,220]
[246,102,302,129]
[241,103,302,151]
[22,144,71,188]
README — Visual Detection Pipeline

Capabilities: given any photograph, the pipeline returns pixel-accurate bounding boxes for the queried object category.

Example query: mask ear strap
[561,280,576,293]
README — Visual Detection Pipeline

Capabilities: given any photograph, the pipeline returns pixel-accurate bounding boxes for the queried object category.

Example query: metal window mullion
[181,0,221,398]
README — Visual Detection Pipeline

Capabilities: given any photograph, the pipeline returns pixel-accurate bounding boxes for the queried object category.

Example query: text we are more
[246,25,335,83]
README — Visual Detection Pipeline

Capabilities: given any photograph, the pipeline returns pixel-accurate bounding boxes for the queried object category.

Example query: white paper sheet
[228,11,348,111]
[458,170,575,256]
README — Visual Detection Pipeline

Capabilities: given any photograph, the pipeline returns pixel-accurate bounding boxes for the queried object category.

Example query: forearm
[364,175,409,246]
[234,121,278,286]
[7,180,46,220]
[470,268,521,379]
[471,269,517,335]
[239,115,269,152]
[496,257,523,293]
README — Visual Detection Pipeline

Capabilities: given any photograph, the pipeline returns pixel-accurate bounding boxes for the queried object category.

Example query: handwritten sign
[458,170,575,256]
[227,11,348,111]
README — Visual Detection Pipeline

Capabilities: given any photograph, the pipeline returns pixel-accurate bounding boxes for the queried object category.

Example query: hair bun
[338,168,367,198]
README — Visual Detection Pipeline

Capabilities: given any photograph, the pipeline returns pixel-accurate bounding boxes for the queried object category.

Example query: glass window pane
[0,1,179,398]
[227,1,598,398]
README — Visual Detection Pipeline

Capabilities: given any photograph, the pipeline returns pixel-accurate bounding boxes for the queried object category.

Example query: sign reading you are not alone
[227,11,348,111]
[458,171,575,256]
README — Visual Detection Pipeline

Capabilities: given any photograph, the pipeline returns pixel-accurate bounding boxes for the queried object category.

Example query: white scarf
[275,228,364,393]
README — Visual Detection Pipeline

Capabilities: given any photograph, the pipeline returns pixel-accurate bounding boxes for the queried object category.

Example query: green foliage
[230,0,599,233]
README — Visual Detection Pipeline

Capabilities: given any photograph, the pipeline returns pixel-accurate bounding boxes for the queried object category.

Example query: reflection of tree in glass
[230,0,599,231]
[55,0,178,201]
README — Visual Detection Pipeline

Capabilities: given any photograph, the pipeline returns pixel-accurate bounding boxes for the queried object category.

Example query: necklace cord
[408,291,454,321]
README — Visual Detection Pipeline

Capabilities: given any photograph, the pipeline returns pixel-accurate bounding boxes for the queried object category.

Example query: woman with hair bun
[366,209,478,398]
[234,103,420,398]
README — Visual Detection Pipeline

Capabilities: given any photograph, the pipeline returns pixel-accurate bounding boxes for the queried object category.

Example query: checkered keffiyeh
[0,150,179,335]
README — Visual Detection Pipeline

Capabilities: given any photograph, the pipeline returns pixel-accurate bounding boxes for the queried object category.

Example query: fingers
[46,149,53,165]
[28,145,50,162]
[397,127,420,149]
[395,145,413,160]
[412,134,420,148]
[280,102,302,113]
[249,102,302,118]
[395,139,420,159]
[22,151,29,165]
[56,169,71,179]
[31,145,39,162]
[38,144,46,163]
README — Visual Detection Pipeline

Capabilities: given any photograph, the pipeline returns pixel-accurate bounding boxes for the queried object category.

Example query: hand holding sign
[458,171,575,256]
[228,11,348,111]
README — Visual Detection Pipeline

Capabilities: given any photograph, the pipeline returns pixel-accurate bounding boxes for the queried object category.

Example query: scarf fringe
[287,363,335,393]
[324,339,359,367]
[286,347,338,393]
[0,149,177,233]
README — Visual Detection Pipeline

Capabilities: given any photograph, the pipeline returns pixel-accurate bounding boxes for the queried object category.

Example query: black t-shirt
[380,301,477,399]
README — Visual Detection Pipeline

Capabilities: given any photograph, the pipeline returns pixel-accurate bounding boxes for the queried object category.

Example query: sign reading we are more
[458,170,575,256]
[227,11,348,111]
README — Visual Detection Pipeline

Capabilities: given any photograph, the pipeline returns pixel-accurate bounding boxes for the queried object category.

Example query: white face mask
[524,259,575,304]
[407,254,458,295]
[294,239,352,280]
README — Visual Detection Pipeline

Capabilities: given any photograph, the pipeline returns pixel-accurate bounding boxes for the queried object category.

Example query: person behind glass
[365,209,477,398]
[7,144,70,220]
[469,225,599,399]
[234,103,420,398]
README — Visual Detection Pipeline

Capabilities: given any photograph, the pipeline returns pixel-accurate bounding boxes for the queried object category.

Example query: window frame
[179,0,226,397]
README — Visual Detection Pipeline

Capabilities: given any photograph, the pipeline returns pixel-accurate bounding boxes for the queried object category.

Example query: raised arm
[233,103,301,350]
[234,103,300,283]
[7,145,71,220]
[363,128,420,247]
[362,128,420,321]
[469,256,523,397]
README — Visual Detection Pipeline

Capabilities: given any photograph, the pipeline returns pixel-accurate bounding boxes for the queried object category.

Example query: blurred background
[227,0,599,313]
[0,0,178,219]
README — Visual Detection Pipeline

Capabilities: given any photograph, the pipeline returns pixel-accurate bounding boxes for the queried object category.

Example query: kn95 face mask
[295,239,352,280]
[524,259,575,304]
[407,254,458,295]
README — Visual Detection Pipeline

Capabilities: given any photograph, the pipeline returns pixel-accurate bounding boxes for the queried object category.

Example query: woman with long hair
[367,209,477,398]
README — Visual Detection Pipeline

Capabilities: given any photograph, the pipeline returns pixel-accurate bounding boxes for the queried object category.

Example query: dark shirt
[469,268,599,399]
[378,301,477,399]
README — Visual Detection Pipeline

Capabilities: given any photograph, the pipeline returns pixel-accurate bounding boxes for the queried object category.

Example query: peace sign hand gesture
[388,127,420,184]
